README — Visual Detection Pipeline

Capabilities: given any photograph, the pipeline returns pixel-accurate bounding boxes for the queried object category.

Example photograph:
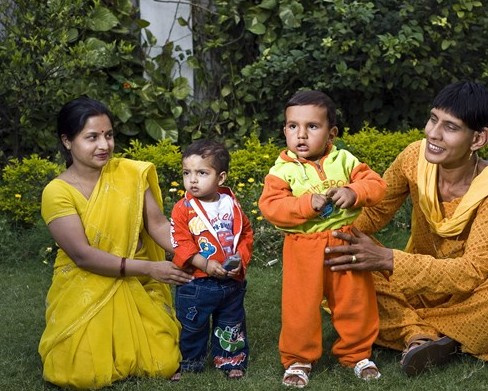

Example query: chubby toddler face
[283,104,337,163]
[182,155,226,202]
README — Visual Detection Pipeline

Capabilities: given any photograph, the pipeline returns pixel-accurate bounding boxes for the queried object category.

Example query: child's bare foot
[226,369,244,379]
[354,359,381,380]
[170,370,181,382]
[282,362,311,388]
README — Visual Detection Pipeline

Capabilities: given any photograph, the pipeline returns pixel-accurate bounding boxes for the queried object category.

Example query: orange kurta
[355,141,488,359]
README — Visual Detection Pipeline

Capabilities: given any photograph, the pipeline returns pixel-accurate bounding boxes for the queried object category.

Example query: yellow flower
[251,209,258,214]
[177,189,185,197]
[238,183,245,188]
[247,178,255,183]
[15,193,22,199]
[171,181,179,187]
[169,188,177,193]
[252,201,257,206]
[256,216,263,221]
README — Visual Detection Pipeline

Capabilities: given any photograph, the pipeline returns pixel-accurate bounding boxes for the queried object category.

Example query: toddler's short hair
[284,90,337,127]
[182,139,230,173]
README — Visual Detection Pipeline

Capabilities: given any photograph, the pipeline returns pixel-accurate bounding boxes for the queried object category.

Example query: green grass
[2,222,488,390]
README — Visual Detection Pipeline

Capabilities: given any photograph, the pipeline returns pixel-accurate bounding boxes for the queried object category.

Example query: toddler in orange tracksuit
[258,90,386,387]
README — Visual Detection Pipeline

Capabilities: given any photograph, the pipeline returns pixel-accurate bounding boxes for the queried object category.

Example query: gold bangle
[120,257,126,277]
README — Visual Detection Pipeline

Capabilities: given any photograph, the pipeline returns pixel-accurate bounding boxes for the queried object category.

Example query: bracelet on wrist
[120,257,127,277]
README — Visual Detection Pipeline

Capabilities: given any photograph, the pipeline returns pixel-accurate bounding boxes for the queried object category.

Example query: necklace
[70,171,90,199]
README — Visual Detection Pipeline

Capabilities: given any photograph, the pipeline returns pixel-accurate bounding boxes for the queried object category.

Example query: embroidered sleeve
[354,142,418,234]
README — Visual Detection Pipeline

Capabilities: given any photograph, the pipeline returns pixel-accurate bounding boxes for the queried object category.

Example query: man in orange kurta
[355,140,488,360]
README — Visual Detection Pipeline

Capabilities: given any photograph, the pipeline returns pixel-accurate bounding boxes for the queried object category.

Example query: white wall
[139,0,193,90]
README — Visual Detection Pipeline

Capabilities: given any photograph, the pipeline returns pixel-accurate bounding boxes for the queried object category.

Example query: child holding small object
[259,90,387,387]
[170,139,253,379]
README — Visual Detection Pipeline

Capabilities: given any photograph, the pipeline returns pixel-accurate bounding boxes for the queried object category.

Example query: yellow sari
[39,158,181,389]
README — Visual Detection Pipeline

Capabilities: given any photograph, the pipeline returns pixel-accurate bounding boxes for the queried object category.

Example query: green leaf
[171,105,183,118]
[118,123,140,136]
[279,2,304,28]
[88,7,119,32]
[66,28,79,43]
[172,77,191,100]
[83,38,117,67]
[136,19,151,29]
[177,17,188,27]
[258,0,277,10]
[335,61,347,74]
[112,101,132,123]
[441,40,451,50]
[145,118,178,142]
[221,85,232,97]
[210,100,220,113]
[248,19,266,35]
[237,116,246,126]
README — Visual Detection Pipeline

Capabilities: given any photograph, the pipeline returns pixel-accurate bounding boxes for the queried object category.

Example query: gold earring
[469,150,473,160]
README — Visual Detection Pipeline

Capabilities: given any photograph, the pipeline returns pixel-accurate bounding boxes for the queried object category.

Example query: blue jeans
[175,277,249,372]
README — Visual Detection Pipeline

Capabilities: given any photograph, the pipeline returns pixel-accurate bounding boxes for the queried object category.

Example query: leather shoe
[401,336,459,376]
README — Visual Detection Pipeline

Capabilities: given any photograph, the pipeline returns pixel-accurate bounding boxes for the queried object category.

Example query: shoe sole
[402,336,459,376]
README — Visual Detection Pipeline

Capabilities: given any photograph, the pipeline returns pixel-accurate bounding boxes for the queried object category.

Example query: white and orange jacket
[171,186,253,280]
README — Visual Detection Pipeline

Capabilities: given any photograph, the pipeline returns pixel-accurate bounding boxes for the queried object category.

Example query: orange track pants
[279,228,379,368]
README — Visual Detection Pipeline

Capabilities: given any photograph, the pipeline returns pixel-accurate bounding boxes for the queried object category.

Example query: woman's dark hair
[433,81,488,132]
[57,96,114,167]
[182,139,230,173]
[284,90,337,127]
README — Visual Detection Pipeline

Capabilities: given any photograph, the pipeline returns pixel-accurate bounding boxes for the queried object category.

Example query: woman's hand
[324,227,394,272]
[149,261,194,285]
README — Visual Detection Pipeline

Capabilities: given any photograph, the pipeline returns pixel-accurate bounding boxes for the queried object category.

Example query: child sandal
[354,359,381,380]
[282,362,312,388]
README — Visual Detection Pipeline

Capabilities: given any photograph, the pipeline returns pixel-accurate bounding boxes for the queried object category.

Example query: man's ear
[472,127,488,151]
[218,171,227,186]
[328,126,339,143]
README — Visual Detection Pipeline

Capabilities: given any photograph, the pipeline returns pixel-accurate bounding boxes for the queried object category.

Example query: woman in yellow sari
[324,81,488,376]
[39,97,193,389]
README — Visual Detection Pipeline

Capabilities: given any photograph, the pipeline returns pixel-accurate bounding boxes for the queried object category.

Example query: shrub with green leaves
[122,139,182,189]
[227,134,283,187]
[340,127,424,174]
[0,155,62,225]
[121,139,183,214]
[193,0,488,142]
[0,0,192,164]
